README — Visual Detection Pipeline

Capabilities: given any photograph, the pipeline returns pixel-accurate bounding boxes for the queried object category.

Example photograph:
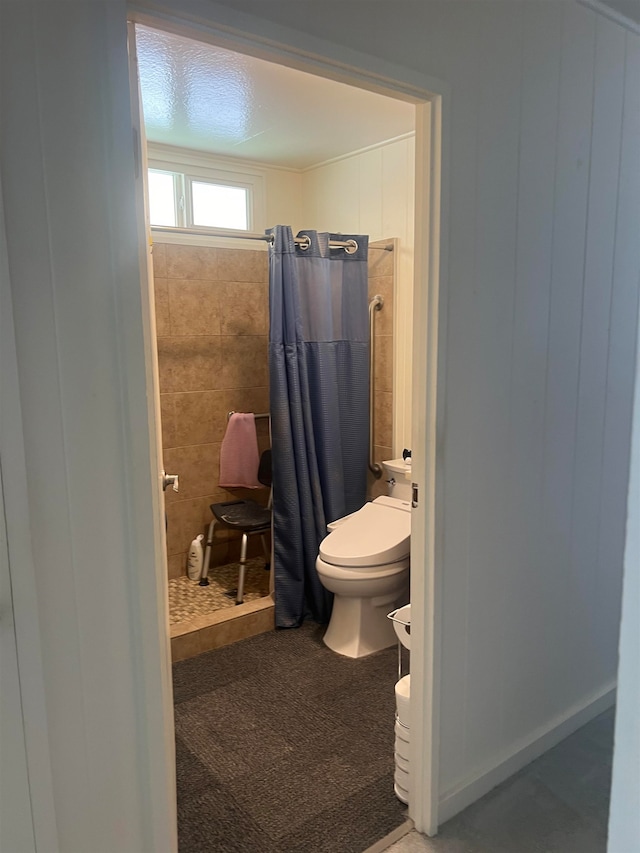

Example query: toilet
[316,459,411,658]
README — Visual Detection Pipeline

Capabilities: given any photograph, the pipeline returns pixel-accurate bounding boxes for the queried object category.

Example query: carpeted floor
[173,621,406,853]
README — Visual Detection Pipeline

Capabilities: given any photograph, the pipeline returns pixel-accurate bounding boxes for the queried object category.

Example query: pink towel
[219,413,262,488]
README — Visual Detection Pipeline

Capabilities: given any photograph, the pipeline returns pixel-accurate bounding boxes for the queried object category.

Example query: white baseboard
[438,681,617,825]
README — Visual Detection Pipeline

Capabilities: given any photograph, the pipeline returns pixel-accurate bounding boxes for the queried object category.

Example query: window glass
[191,181,248,230]
[148,170,177,226]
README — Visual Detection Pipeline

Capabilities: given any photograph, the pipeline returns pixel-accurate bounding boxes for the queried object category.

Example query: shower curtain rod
[151,226,394,251]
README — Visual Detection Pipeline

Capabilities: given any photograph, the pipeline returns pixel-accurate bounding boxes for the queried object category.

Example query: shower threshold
[168,556,273,661]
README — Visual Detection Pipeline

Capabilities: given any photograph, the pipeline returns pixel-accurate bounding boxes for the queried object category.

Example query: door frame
[128,6,448,836]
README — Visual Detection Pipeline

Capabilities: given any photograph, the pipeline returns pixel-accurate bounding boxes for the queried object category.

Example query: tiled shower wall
[153,242,271,578]
[152,239,395,577]
[368,239,395,500]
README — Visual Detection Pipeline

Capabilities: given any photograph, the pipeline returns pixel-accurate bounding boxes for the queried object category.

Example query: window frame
[147,167,183,228]
[146,143,266,247]
[184,173,252,231]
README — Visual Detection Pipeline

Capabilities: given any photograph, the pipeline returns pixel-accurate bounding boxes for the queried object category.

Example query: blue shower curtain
[268,226,369,627]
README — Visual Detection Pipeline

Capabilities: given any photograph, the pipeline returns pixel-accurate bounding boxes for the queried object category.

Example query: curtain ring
[345,239,358,254]
[298,235,311,251]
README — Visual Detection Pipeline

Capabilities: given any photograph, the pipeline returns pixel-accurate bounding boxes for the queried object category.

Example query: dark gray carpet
[173,621,406,853]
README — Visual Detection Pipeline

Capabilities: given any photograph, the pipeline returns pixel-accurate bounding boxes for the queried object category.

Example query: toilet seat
[319,496,410,568]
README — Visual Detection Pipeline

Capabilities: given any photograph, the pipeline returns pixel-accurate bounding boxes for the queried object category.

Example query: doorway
[128,11,444,842]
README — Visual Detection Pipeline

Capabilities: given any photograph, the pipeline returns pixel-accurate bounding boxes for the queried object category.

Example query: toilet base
[323,592,407,658]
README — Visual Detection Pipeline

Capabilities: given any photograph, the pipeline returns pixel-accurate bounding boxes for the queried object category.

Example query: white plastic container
[187,534,204,581]
[394,781,409,805]
[395,674,411,727]
[395,734,410,762]
[388,603,411,649]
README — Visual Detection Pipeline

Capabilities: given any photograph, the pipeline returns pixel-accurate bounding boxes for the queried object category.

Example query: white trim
[148,140,303,174]
[303,131,416,173]
[438,682,617,824]
[578,0,640,34]
[408,97,444,837]
[127,2,448,838]
[126,23,179,852]
[129,4,445,101]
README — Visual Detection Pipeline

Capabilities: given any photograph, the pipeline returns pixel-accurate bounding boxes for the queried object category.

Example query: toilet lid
[319,498,411,568]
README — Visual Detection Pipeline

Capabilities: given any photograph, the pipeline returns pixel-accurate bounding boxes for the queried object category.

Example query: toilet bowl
[316,492,410,658]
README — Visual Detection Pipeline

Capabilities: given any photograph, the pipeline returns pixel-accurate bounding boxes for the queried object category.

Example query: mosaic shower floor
[168,557,271,625]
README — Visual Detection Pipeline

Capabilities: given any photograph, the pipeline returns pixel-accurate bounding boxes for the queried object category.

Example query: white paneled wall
[302,137,415,451]
[209,0,640,814]
[437,2,640,805]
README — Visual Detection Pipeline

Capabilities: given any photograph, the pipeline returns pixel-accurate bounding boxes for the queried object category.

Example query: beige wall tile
[165,496,216,556]
[168,552,186,579]
[368,245,394,278]
[165,501,184,556]
[374,334,393,392]
[208,542,230,570]
[220,336,268,389]
[152,242,167,278]
[168,279,220,336]
[375,391,393,448]
[166,244,217,279]
[219,281,268,335]
[163,443,220,503]
[367,444,393,501]
[369,276,394,336]
[172,390,227,446]
[154,277,171,337]
[157,337,221,393]
[160,394,177,449]
[217,248,267,282]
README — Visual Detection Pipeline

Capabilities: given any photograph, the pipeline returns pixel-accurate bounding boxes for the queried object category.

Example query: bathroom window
[146,144,266,239]
[148,168,252,232]
[148,169,180,227]
[190,181,248,230]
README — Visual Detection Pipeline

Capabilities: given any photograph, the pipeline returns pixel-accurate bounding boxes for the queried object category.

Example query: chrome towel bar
[227,411,270,421]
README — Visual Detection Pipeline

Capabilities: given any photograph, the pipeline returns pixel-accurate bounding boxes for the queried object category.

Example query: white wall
[0,4,176,851]
[2,0,639,847]
[302,137,415,452]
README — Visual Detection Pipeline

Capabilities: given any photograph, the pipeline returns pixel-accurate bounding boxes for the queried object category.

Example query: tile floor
[167,556,270,625]
[384,709,614,853]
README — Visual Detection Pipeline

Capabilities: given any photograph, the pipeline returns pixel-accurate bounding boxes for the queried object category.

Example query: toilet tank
[382,459,412,502]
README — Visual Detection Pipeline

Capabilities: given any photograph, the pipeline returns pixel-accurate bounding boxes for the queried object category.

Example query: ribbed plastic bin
[388,604,411,804]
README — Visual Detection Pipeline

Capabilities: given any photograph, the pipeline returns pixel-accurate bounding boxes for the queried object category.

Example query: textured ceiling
[135,25,415,170]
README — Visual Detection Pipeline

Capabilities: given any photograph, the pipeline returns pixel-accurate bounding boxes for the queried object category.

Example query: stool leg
[236,533,248,605]
[260,534,270,568]
[199,519,216,586]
